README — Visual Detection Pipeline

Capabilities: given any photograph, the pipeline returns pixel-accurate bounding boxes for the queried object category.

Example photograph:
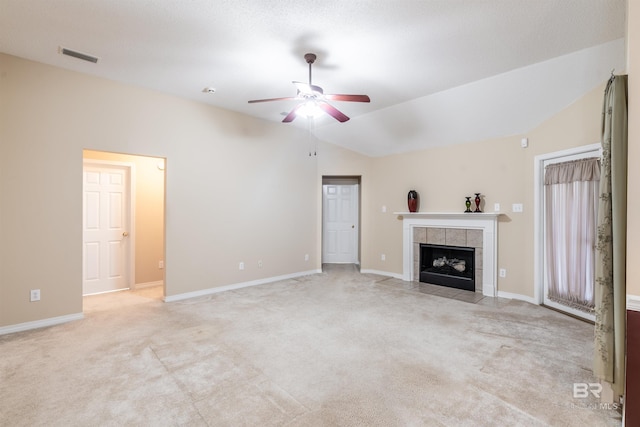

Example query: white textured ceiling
[0,0,627,156]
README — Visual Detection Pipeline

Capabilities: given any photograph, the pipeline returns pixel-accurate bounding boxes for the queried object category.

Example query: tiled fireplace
[413,227,483,292]
[399,212,501,297]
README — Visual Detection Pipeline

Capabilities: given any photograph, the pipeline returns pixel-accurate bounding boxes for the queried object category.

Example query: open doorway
[82,150,166,302]
[322,176,361,265]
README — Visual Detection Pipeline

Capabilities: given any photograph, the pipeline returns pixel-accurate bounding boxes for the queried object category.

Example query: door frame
[82,159,136,293]
[533,143,601,319]
[321,176,361,265]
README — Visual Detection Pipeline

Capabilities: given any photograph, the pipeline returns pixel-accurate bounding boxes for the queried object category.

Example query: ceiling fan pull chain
[307,115,318,157]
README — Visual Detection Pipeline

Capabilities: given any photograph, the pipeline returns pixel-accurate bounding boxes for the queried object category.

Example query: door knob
[122,231,129,237]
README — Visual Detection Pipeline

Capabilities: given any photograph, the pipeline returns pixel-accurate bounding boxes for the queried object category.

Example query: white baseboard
[0,313,84,336]
[627,294,640,312]
[133,280,163,290]
[360,269,403,280]
[497,291,537,305]
[164,269,322,303]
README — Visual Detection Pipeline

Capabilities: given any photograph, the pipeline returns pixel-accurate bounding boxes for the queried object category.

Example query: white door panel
[83,163,130,295]
[323,184,358,264]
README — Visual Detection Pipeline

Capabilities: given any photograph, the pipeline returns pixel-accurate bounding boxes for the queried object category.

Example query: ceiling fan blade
[318,102,350,122]
[324,94,370,103]
[293,81,323,95]
[248,96,297,104]
[282,104,303,123]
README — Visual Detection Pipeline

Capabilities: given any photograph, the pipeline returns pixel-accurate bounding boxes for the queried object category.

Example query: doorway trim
[533,143,601,315]
[82,159,136,293]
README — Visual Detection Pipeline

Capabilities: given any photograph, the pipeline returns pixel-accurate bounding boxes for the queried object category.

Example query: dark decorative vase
[464,197,472,213]
[408,190,419,213]
[474,193,482,212]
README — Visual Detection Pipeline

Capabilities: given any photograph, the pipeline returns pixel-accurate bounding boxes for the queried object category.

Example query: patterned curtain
[594,75,627,397]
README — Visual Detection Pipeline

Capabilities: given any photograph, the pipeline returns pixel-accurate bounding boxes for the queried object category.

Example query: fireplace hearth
[420,243,475,291]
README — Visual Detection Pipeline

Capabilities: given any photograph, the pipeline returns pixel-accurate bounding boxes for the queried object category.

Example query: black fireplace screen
[419,243,475,291]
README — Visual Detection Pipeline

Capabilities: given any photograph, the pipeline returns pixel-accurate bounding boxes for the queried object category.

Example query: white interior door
[322,184,359,264]
[83,162,131,295]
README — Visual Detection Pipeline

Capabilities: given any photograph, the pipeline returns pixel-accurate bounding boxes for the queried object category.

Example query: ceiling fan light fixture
[248,52,369,123]
[296,100,323,118]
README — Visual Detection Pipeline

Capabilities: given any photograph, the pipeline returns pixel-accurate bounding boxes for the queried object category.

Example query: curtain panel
[544,158,600,312]
[594,74,628,397]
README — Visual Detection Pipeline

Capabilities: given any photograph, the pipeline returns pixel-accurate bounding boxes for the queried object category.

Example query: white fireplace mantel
[396,212,502,297]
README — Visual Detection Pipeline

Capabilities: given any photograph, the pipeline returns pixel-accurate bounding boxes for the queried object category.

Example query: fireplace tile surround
[398,212,501,297]
[414,229,483,292]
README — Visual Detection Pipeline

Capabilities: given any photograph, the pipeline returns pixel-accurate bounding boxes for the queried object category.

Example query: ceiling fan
[248,53,370,123]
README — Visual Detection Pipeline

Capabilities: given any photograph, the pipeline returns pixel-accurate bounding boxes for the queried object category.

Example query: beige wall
[0,53,318,327]
[628,0,640,297]
[0,31,628,328]
[364,83,605,297]
[83,150,165,286]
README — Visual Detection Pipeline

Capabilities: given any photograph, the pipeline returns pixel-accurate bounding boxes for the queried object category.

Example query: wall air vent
[59,47,99,63]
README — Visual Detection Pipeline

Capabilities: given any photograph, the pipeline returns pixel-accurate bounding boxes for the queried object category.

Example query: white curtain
[544,158,600,312]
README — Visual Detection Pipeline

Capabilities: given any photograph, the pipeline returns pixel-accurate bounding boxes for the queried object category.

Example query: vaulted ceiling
[0,0,626,156]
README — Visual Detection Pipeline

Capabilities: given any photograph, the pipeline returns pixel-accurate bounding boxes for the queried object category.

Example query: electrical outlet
[382,205,387,213]
[512,203,523,213]
[258,260,263,268]
[30,289,41,302]
[499,268,507,278]
[158,260,164,269]
[381,254,386,261]
[239,262,245,270]
[304,254,309,261]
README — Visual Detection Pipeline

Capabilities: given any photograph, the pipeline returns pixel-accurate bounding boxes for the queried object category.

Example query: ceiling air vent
[59,47,99,63]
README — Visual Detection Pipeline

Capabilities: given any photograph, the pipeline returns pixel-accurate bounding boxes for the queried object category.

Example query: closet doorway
[82,150,166,299]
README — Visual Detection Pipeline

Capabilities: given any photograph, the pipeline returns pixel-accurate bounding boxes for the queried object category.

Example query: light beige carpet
[0,265,622,426]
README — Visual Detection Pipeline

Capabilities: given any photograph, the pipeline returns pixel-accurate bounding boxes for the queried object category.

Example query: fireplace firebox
[419,243,475,291]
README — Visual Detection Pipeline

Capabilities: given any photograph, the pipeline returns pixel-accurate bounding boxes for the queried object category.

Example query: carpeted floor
[0,264,622,426]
